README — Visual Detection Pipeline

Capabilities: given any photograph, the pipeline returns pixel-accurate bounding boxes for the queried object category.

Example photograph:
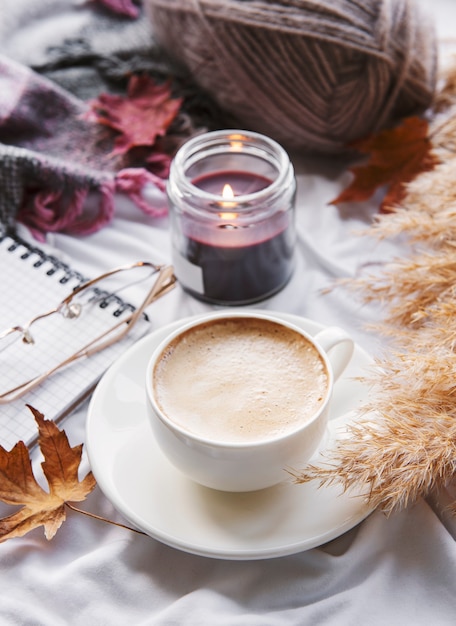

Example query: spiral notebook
[0,233,152,450]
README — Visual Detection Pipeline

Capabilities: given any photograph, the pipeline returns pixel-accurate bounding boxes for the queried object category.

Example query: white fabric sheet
[0,1,455,624]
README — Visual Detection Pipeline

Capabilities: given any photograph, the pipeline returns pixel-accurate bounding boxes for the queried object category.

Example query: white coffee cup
[145,311,354,492]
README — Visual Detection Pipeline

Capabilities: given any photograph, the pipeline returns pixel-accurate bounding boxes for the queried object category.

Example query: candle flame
[219,183,237,220]
[222,184,235,199]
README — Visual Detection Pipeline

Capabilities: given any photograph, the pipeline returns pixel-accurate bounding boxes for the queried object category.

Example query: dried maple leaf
[85,74,182,156]
[0,406,96,542]
[330,116,439,212]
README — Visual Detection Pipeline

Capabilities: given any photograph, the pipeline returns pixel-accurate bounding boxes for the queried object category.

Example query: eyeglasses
[0,261,176,403]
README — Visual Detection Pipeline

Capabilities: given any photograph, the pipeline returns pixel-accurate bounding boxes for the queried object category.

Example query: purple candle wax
[175,170,295,305]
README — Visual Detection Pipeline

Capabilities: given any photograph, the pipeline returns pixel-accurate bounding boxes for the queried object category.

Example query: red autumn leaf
[85,75,182,156]
[0,406,96,542]
[330,116,439,211]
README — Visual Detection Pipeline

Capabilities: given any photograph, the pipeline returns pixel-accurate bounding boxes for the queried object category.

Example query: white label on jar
[173,251,204,294]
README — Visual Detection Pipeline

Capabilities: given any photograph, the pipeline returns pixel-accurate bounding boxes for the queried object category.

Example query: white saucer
[86,312,374,560]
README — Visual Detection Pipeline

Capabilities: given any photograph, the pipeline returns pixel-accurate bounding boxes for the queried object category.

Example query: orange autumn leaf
[330,116,439,211]
[0,406,96,542]
[85,74,182,156]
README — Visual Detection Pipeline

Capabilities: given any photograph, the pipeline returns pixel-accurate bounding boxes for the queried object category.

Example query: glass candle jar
[167,130,296,305]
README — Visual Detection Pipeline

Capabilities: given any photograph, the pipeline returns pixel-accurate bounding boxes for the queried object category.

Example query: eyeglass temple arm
[1,262,164,341]
[0,265,177,404]
[82,265,177,358]
[58,261,166,306]
[124,265,176,330]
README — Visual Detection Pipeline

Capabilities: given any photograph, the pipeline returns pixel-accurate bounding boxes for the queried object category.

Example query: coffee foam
[153,317,329,443]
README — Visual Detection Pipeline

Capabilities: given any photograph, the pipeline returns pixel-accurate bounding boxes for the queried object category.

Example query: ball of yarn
[145,0,437,154]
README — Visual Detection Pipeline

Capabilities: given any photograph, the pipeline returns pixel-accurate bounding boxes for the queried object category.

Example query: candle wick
[219,223,238,230]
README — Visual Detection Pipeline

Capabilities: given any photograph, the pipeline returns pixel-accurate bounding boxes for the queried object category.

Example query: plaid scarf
[0,0,221,239]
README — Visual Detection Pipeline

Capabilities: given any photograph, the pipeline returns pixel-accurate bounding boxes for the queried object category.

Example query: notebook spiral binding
[0,233,136,318]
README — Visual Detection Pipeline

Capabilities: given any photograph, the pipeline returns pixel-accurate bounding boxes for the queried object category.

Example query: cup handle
[313,327,354,382]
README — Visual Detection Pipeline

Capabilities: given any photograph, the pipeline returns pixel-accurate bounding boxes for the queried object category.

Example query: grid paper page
[0,235,150,449]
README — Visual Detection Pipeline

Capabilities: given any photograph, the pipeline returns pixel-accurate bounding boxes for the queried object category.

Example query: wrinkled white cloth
[0,1,455,625]
[0,497,454,625]
[0,153,454,625]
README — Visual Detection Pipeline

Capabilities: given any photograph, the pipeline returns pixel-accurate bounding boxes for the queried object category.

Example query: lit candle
[167,130,296,305]
[218,183,237,220]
